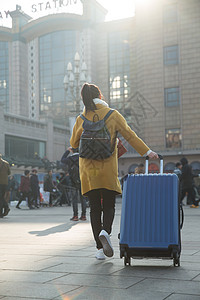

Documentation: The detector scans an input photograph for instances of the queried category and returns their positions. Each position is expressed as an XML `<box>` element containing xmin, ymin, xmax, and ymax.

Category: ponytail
<box><xmin>81</xmin><ymin>83</ymin><xmax>102</xmax><ymax>113</ymax></box>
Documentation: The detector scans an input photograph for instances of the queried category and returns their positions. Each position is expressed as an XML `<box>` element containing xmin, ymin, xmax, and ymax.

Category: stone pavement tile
<box><xmin>0</xmin><ymin>282</ymin><xmax>79</xmax><ymax>299</ymax></box>
<box><xmin>34</xmin><ymin>247</ymin><xmax>94</xmax><ymax>256</ymax></box>
<box><xmin>0</xmin><ymin>270</ymin><xmax>69</xmax><ymax>283</ymax></box>
<box><xmin>47</xmin><ymin>273</ymin><xmax>144</xmax><ymax>289</ymax></box>
<box><xmin>193</xmin><ymin>274</ymin><xmax>200</xmax><ymax>281</ymax></box>
<box><xmin>53</xmin><ymin>286</ymin><xmax>170</xmax><ymax>300</ymax></box>
<box><xmin>43</xmin><ymin>249</ymin><xmax>95</xmax><ymax>258</ymax></box>
<box><xmin>181</xmin><ymin>249</ymin><xmax>200</xmax><ymax>255</ymax></box>
<box><xmin>112</xmin><ymin>265</ymin><xmax>199</xmax><ymax>281</ymax></box>
<box><xmin>0</xmin><ymin>254</ymin><xmax>53</xmax><ymax>263</ymax></box>
<box><xmin>42</xmin><ymin>260</ymin><xmax>124</xmax><ymax>275</ymax></box>
<box><xmin>182</xmin><ymin>241</ymin><xmax>200</xmax><ymax>246</ymax></box>
<box><xmin>0</xmin><ymin>246</ymin><xmax>90</xmax><ymax>256</ymax></box>
<box><xmin>41</xmin><ymin>256</ymin><xmax>103</xmax><ymax>266</ymax></box>
<box><xmin>0</xmin><ymin>259</ymin><xmax>63</xmax><ymax>272</ymax></box>
<box><xmin>166</xmin><ymin>294</ymin><xmax>200</xmax><ymax>300</ymax></box>
<box><xmin>178</xmin><ymin>262</ymin><xmax>200</xmax><ymax>271</ymax></box>
<box><xmin>180</xmin><ymin>255</ymin><xmax>200</xmax><ymax>263</ymax></box>
<box><xmin>40</xmin><ymin>255</ymin><xmax>119</xmax><ymax>266</ymax></box>
<box><xmin>128</xmin><ymin>278</ymin><xmax>200</xmax><ymax>296</ymax></box>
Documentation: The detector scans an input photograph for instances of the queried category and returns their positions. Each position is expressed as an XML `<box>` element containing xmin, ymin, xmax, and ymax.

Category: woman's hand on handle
<box><xmin>148</xmin><ymin>151</ymin><xmax>159</xmax><ymax>159</ymax></box>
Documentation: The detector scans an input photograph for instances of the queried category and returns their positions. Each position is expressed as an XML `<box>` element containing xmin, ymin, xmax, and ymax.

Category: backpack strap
<box><xmin>80</xmin><ymin>114</ymin><xmax>87</xmax><ymax>121</ymax></box>
<box><xmin>80</xmin><ymin>109</ymin><xmax>115</xmax><ymax>122</ymax></box>
<box><xmin>103</xmin><ymin>109</ymin><xmax>114</xmax><ymax>121</ymax></box>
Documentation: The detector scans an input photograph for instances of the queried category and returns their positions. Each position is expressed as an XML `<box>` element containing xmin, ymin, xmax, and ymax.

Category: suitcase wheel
<box><xmin>173</xmin><ymin>252</ymin><xmax>180</xmax><ymax>267</ymax></box>
<box><xmin>173</xmin><ymin>257</ymin><xmax>180</xmax><ymax>267</ymax></box>
<box><xmin>124</xmin><ymin>252</ymin><xmax>131</xmax><ymax>266</ymax></box>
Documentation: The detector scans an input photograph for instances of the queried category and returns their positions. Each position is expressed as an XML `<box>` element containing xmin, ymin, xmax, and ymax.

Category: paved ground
<box><xmin>0</xmin><ymin>199</ymin><xmax>200</xmax><ymax>300</ymax></box>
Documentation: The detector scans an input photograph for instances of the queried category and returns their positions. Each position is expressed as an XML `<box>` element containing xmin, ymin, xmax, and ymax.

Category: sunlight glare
<box><xmin>135</xmin><ymin>0</ymin><xmax>152</xmax><ymax>7</ymax></box>
<box><xmin>98</xmin><ymin>0</ymin><xmax>135</xmax><ymax>21</ymax></box>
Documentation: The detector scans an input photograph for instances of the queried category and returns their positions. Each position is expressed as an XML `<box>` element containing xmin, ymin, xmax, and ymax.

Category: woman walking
<box><xmin>70</xmin><ymin>83</ymin><xmax>158</xmax><ymax>260</ymax></box>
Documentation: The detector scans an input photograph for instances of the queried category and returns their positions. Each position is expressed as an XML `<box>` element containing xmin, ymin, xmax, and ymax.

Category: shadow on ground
<box><xmin>29</xmin><ymin>222</ymin><xmax>78</xmax><ymax>236</ymax></box>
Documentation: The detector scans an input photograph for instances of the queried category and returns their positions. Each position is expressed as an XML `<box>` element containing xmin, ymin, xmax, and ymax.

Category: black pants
<box><xmin>71</xmin><ymin>187</ymin><xmax>87</xmax><ymax>217</ymax></box>
<box><xmin>31</xmin><ymin>191</ymin><xmax>38</xmax><ymax>207</ymax></box>
<box><xmin>87</xmin><ymin>189</ymin><xmax>116</xmax><ymax>249</ymax></box>
<box><xmin>16</xmin><ymin>191</ymin><xmax>32</xmax><ymax>208</ymax></box>
<box><xmin>0</xmin><ymin>184</ymin><xmax>9</xmax><ymax>216</ymax></box>
<box><xmin>180</xmin><ymin>187</ymin><xmax>198</xmax><ymax>206</ymax></box>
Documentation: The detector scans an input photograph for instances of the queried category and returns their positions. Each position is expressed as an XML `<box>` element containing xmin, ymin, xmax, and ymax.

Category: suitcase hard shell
<box><xmin>119</xmin><ymin>157</ymin><xmax>182</xmax><ymax>267</ymax></box>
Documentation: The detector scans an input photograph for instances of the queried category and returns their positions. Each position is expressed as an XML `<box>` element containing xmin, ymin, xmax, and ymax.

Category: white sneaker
<box><xmin>99</xmin><ymin>230</ymin><xmax>114</xmax><ymax>257</ymax></box>
<box><xmin>95</xmin><ymin>249</ymin><xmax>105</xmax><ymax>260</ymax></box>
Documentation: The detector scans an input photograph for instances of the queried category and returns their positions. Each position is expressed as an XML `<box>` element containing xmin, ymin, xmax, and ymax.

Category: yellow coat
<box><xmin>70</xmin><ymin>104</ymin><xmax>150</xmax><ymax>196</ymax></box>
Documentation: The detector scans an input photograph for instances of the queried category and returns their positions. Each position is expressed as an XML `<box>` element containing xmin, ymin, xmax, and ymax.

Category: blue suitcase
<box><xmin>119</xmin><ymin>155</ymin><xmax>183</xmax><ymax>267</ymax></box>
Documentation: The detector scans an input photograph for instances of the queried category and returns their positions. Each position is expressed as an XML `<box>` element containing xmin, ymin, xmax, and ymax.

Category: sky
<box><xmin>0</xmin><ymin>0</ymin><xmax>135</xmax><ymax>27</ymax></box>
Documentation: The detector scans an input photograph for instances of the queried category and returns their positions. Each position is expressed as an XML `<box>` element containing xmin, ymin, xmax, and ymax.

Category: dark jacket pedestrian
<box><xmin>16</xmin><ymin>170</ymin><xmax>33</xmax><ymax>209</ymax></box>
<box><xmin>0</xmin><ymin>154</ymin><xmax>11</xmax><ymax>217</ymax></box>
<box><xmin>61</xmin><ymin>148</ymin><xmax>86</xmax><ymax>221</ymax></box>
<box><xmin>174</xmin><ymin>162</ymin><xmax>182</xmax><ymax>179</ymax></box>
<box><xmin>55</xmin><ymin>172</ymin><xmax>70</xmax><ymax>206</ymax></box>
<box><xmin>30</xmin><ymin>169</ymin><xmax>40</xmax><ymax>208</ymax></box>
<box><xmin>5</xmin><ymin>175</ymin><xmax>16</xmax><ymax>203</ymax></box>
<box><xmin>20</xmin><ymin>175</ymin><xmax>31</xmax><ymax>193</ymax></box>
<box><xmin>180</xmin><ymin>157</ymin><xmax>199</xmax><ymax>208</ymax></box>
<box><xmin>44</xmin><ymin>170</ymin><xmax>54</xmax><ymax>192</ymax></box>
<box><xmin>44</xmin><ymin>170</ymin><xmax>54</xmax><ymax>206</ymax></box>
<box><xmin>61</xmin><ymin>149</ymin><xmax>80</xmax><ymax>189</ymax></box>
<box><xmin>8</xmin><ymin>175</ymin><xmax>16</xmax><ymax>191</ymax></box>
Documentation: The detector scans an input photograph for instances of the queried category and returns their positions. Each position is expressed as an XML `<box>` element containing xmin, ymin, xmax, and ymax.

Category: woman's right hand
<box><xmin>148</xmin><ymin>151</ymin><xmax>159</xmax><ymax>159</ymax></box>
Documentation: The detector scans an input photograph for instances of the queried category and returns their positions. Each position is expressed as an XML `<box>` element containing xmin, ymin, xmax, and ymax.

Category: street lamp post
<box><xmin>63</xmin><ymin>52</ymin><xmax>90</xmax><ymax>116</ymax></box>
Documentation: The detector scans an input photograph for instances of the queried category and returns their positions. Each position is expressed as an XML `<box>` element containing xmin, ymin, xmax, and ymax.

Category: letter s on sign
<box><xmin>32</xmin><ymin>4</ymin><xmax>37</xmax><ymax>13</ymax></box>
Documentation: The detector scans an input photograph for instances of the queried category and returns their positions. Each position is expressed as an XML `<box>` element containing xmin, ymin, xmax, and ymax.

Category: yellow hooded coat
<box><xmin>70</xmin><ymin>103</ymin><xmax>150</xmax><ymax>196</ymax></box>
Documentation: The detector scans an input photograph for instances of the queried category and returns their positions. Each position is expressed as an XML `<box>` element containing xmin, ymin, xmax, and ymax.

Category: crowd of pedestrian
<box><xmin>0</xmin><ymin>152</ymin><xmax>86</xmax><ymax>218</ymax></box>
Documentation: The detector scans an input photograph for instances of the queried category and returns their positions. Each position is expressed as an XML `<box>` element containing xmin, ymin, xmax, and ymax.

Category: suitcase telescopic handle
<box><xmin>145</xmin><ymin>154</ymin><xmax>163</xmax><ymax>174</ymax></box>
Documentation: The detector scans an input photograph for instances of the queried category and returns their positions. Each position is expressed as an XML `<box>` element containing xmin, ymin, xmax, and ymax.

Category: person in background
<box><xmin>43</xmin><ymin>170</ymin><xmax>55</xmax><ymax>207</ymax></box>
<box><xmin>70</xmin><ymin>83</ymin><xmax>158</xmax><ymax>260</ymax></box>
<box><xmin>5</xmin><ymin>175</ymin><xmax>16</xmax><ymax>203</ymax></box>
<box><xmin>174</xmin><ymin>162</ymin><xmax>182</xmax><ymax>179</ymax></box>
<box><xmin>61</xmin><ymin>147</ymin><xmax>87</xmax><ymax>221</ymax></box>
<box><xmin>64</xmin><ymin>171</ymin><xmax>72</xmax><ymax>206</ymax></box>
<box><xmin>0</xmin><ymin>154</ymin><xmax>11</xmax><ymax>217</ymax></box>
<box><xmin>180</xmin><ymin>157</ymin><xmax>199</xmax><ymax>208</ymax></box>
<box><xmin>56</xmin><ymin>175</ymin><xmax>60</xmax><ymax>186</ymax></box>
<box><xmin>134</xmin><ymin>163</ymin><xmax>145</xmax><ymax>174</ymax></box>
<box><xmin>16</xmin><ymin>170</ymin><xmax>34</xmax><ymax>209</ymax></box>
<box><xmin>57</xmin><ymin>172</ymin><xmax>68</xmax><ymax>206</ymax></box>
<box><xmin>30</xmin><ymin>169</ymin><xmax>40</xmax><ymax>208</ymax></box>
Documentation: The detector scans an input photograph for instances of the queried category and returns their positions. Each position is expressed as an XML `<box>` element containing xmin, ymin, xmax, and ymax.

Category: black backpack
<box><xmin>79</xmin><ymin>109</ymin><xmax>116</xmax><ymax>160</ymax></box>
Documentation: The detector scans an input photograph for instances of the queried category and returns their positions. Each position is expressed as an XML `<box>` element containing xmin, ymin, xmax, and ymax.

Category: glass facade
<box><xmin>39</xmin><ymin>30</ymin><xmax>77</xmax><ymax>123</ymax></box>
<box><xmin>164</xmin><ymin>45</ymin><xmax>179</xmax><ymax>65</ymax></box>
<box><xmin>164</xmin><ymin>87</ymin><xmax>180</xmax><ymax>107</ymax></box>
<box><xmin>0</xmin><ymin>41</ymin><xmax>9</xmax><ymax>111</ymax></box>
<box><xmin>109</xmin><ymin>31</ymin><xmax>130</xmax><ymax>112</ymax></box>
<box><xmin>5</xmin><ymin>135</ymin><xmax>46</xmax><ymax>159</ymax></box>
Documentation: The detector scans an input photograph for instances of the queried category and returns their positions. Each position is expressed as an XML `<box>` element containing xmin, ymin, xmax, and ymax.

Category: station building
<box><xmin>0</xmin><ymin>0</ymin><xmax>200</xmax><ymax>174</ymax></box>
